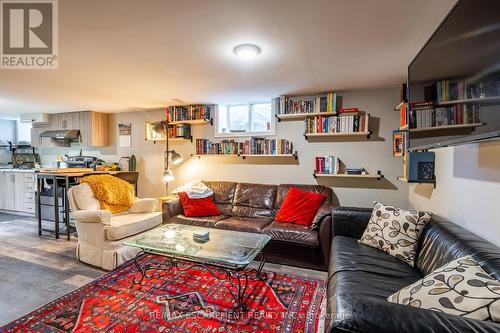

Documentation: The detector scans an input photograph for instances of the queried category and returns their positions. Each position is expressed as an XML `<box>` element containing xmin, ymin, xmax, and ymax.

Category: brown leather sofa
<box><xmin>163</xmin><ymin>181</ymin><xmax>334</xmax><ymax>271</ymax></box>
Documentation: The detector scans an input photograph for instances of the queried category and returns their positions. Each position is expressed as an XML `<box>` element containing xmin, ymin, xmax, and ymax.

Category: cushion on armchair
<box><xmin>129</xmin><ymin>198</ymin><xmax>158</xmax><ymax>213</ymax></box>
<box><xmin>72</xmin><ymin>183</ymin><xmax>101</xmax><ymax>210</ymax></box>
<box><xmin>73</xmin><ymin>209</ymin><xmax>112</xmax><ymax>225</ymax></box>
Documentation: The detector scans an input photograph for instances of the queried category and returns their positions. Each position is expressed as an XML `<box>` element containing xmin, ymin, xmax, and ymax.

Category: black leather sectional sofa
<box><xmin>326</xmin><ymin>206</ymin><xmax>500</xmax><ymax>333</ymax></box>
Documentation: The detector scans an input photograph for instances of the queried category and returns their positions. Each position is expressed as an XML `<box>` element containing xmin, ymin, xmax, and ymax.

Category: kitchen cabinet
<box><xmin>30</xmin><ymin>111</ymin><xmax>108</xmax><ymax>147</ymax></box>
<box><xmin>30</xmin><ymin>125</ymin><xmax>52</xmax><ymax>148</ymax></box>
<box><xmin>0</xmin><ymin>171</ymin><xmax>35</xmax><ymax>214</ymax></box>
<box><xmin>78</xmin><ymin>111</ymin><xmax>109</xmax><ymax>146</ymax></box>
<box><xmin>52</xmin><ymin>112</ymin><xmax>81</xmax><ymax>130</ymax></box>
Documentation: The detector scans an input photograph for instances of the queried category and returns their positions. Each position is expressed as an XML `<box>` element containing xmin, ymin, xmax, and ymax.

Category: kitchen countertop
<box><xmin>35</xmin><ymin>170</ymin><xmax>137</xmax><ymax>177</ymax></box>
<box><xmin>0</xmin><ymin>169</ymin><xmax>36</xmax><ymax>173</ymax></box>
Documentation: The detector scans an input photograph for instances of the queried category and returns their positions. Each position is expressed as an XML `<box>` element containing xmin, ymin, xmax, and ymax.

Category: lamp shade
<box><xmin>170</xmin><ymin>150</ymin><xmax>183</xmax><ymax>165</ymax></box>
<box><xmin>163</xmin><ymin>169</ymin><xmax>175</xmax><ymax>182</ymax></box>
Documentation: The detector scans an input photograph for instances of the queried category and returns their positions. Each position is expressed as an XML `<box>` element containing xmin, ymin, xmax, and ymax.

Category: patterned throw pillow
<box><xmin>388</xmin><ymin>256</ymin><xmax>500</xmax><ymax>322</ymax></box>
<box><xmin>359</xmin><ymin>201</ymin><xmax>432</xmax><ymax>266</ymax></box>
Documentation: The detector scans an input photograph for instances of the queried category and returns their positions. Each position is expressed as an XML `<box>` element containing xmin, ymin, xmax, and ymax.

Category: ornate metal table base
<box><xmin>131</xmin><ymin>251</ymin><xmax>267</xmax><ymax>312</ymax></box>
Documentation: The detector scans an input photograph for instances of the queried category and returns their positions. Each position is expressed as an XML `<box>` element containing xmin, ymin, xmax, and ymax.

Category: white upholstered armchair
<box><xmin>67</xmin><ymin>183</ymin><xmax>162</xmax><ymax>270</ymax></box>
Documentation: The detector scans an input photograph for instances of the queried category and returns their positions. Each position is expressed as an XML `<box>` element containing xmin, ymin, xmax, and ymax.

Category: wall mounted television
<box><xmin>408</xmin><ymin>0</ymin><xmax>500</xmax><ymax>151</ymax></box>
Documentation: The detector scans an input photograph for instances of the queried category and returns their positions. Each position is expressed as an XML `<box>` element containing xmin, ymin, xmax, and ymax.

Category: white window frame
<box><xmin>214</xmin><ymin>101</ymin><xmax>275</xmax><ymax>138</ymax></box>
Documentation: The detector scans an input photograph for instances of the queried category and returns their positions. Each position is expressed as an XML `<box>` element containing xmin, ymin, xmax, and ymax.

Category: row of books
<box><xmin>195</xmin><ymin>138</ymin><xmax>294</xmax><ymax>155</ymax></box>
<box><xmin>273</xmin><ymin>92</ymin><xmax>337</xmax><ymax>115</ymax></box>
<box><xmin>168</xmin><ymin>124</ymin><xmax>191</xmax><ymax>138</ymax></box>
<box><xmin>435</xmin><ymin>79</ymin><xmax>500</xmax><ymax>103</ymax></box>
<box><xmin>166</xmin><ymin>105</ymin><xmax>213</xmax><ymax>122</ymax></box>
<box><xmin>409</xmin><ymin>104</ymin><xmax>480</xmax><ymax>129</ymax></box>
<box><xmin>315</xmin><ymin>156</ymin><xmax>341</xmax><ymax>174</ymax></box>
<box><xmin>305</xmin><ymin>114</ymin><xmax>369</xmax><ymax>134</ymax></box>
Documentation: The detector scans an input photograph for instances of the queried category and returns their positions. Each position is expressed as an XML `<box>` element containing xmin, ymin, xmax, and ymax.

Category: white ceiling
<box><xmin>0</xmin><ymin>0</ymin><xmax>456</xmax><ymax>115</ymax></box>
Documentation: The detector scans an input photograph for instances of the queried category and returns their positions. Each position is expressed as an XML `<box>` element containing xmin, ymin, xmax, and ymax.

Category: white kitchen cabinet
<box><xmin>0</xmin><ymin>172</ymin><xmax>6</xmax><ymax>209</ymax></box>
<box><xmin>0</xmin><ymin>171</ymin><xmax>35</xmax><ymax>214</ymax></box>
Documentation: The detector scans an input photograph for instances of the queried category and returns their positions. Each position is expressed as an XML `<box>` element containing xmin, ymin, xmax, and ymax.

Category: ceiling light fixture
<box><xmin>233</xmin><ymin>44</ymin><xmax>261</xmax><ymax>60</ymax></box>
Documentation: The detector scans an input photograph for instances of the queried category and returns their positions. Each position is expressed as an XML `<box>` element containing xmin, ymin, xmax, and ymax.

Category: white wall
<box><xmin>171</xmin><ymin>87</ymin><xmax>408</xmax><ymax>208</ymax></box>
<box><xmin>408</xmin><ymin>141</ymin><xmax>500</xmax><ymax>246</ymax></box>
<box><xmin>39</xmin><ymin>87</ymin><xmax>409</xmax><ymax>208</ymax></box>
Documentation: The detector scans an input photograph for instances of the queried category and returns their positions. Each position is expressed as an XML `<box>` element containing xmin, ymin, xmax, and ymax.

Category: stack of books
<box><xmin>315</xmin><ymin>156</ymin><xmax>341</xmax><ymax>174</ymax></box>
<box><xmin>409</xmin><ymin>103</ymin><xmax>480</xmax><ymax>129</ymax></box>
<box><xmin>273</xmin><ymin>92</ymin><xmax>337</xmax><ymax>115</ymax></box>
<box><xmin>346</xmin><ymin>168</ymin><xmax>366</xmax><ymax>175</ymax></box>
<box><xmin>305</xmin><ymin>109</ymin><xmax>369</xmax><ymax>134</ymax></box>
<box><xmin>167</xmin><ymin>105</ymin><xmax>212</xmax><ymax>122</ymax></box>
<box><xmin>168</xmin><ymin>124</ymin><xmax>191</xmax><ymax>138</ymax></box>
<box><xmin>196</xmin><ymin>137</ymin><xmax>293</xmax><ymax>155</ymax></box>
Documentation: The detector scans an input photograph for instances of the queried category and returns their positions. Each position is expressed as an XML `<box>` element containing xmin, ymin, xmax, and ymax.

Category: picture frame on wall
<box><xmin>118</xmin><ymin>123</ymin><xmax>132</xmax><ymax>148</ymax></box>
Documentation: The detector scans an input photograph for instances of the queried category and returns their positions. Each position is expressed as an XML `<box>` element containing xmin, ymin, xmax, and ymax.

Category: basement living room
<box><xmin>0</xmin><ymin>0</ymin><xmax>499</xmax><ymax>332</ymax></box>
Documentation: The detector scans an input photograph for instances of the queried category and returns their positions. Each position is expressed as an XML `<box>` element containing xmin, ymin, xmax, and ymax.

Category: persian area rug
<box><xmin>1</xmin><ymin>254</ymin><xmax>326</xmax><ymax>332</ymax></box>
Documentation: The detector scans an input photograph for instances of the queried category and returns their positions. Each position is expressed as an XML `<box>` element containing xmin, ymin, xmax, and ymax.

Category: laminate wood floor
<box><xmin>0</xmin><ymin>214</ymin><xmax>327</xmax><ymax>326</ymax></box>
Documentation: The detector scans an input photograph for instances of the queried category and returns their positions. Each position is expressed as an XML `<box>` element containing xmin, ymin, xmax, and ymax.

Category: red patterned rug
<box><xmin>1</xmin><ymin>254</ymin><xmax>326</xmax><ymax>332</ymax></box>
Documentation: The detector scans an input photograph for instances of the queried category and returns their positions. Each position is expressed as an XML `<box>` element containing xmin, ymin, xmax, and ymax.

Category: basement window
<box><xmin>215</xmin><ymin>101</ymin><xmax>274</xmax><ymax>137</ymax></box>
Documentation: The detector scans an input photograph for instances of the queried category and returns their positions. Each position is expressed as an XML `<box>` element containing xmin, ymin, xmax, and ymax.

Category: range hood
<box><xmin>39</xmin><ymin>130</ymin><xmax>81</xmax><ymax>147</ymax></box>
<box><xmin>40</xmin><ymin>130</ymin><xmax>80</xmax><ymax>140</ymax></box>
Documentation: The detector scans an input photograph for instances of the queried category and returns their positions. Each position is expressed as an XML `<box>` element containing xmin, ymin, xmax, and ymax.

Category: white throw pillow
<box><xmin>359</xmin><ymin>201</ymin><xmax>432</xmax><ymax>266</ymax></box>
<box><xmin>72</xmin><ymin>183</ymin><xmax>101</xmax><ymax>210</ymax></box>
<box><xmin>388</xmin><ymin>256</ymin><xmax>500</xmax><ymax>322</ymax></box>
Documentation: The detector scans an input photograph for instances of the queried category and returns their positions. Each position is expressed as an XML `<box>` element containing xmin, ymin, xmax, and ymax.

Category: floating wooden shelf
<box><xmin>169</xmin><ymin>137</ymin><xmax>193</xmax><ymax>143</ymax></box>
<box><xmin>397</xmin><ymin>176</ymin><xmax>436</xmax><ymax>187</ymax></box>
<box><xmin>305</xmin><ymin>131</ymin><xmax>371</xmax><ymax>139</ymax></box>
<box><xmin>394</xmin><ymin>101</ymin><xmax>407</xmax><ymax>111</ymax></box>
<box><xmin>192</xmin><ymin>152</ymin><xmax>298</xmax><ymax>160</ymax></box>
<box><xmin>437</xmin><ymin>96</ymin><xmax>500</xmax><ymax>106</ymax></box>
<box><xmin>314</xmin><ymin>171</ymin><xmax>383</xmax><ymax>180</ymax></box>
<box><xmin>276</xmin><ymin>112</ymin><xmax>337</xmax><ymax>121</ymax></box>
<box><xmin>145</xmin><ymin>136</ymin><xmax>193</xmax><ymax>144</ymax></box>
<box><xmin>409</xmin><ymin>123</ymin><xmax>483</xmax><ymax>133</ymax></box>
<box><xmin>168</xmin><ymin>118</ymin><xmax>213</xmax><ymax>125</ymax></box>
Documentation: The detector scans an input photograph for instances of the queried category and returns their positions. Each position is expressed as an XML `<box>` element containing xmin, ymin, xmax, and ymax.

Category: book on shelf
<box><xmin>434</xmin><ymin>79</ymin><xmax>500</xmax><ymax>103</ymax></box>
<box><xmin>168</xmin><ymin>124</ymin><xmax>191</xmax><ymax>139</ymax></box>
<box><xmin>338</xmin><ymin>108</ymin><xmax>359</xmax><ymax>115</ymax></box>
<box><xmin>400</xmin><ymin>103</ymin><xmax>408</xmax><ymax>128</ymax></box>
<box><xmin>400</xmin><ymin>82</ymin><xmax>408</xmax><ymax>103</ymax></box>
<box><xmin>273</xmin><ymin>92</ymin><xmax>338</xmax><ymax>115</ymax></box>
<box><xmin>409</xmin><ymin>103</ymin><xmax>480</xmax><ymax>129</ymax></box>
<box><xmin>167</xmin><ymin>105</ymin><xmax>213</xmax><ymax>122</ymax></box>
<box><xmin>315</xmin><ymin>156</ymin><xmax>341</xmax><ymax>174</ymax></box>
<box><xmin>305</xmin><ymin>114</ymin><xmax>369</xmax><ymax>134</ymax></box>
<box><xmin>345</xmin><ymin>168</ymin><xmax>366</xmax><ymax>175</ymax></box>
<box><xmin>392</xmin><ymin>130</ymin><xmax>408</xmax><ymax>157</ymax></box>
<box><xmin>195</xmin><ymin>137</ymin><xmax>293</xmax><ymax>156</ymax></box>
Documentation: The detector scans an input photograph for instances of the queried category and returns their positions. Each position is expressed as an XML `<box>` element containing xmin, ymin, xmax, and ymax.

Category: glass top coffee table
<box><xmin>124</xmin><ymin>223</ymin><xmax>271</xmax><ymax>311</ymax></box>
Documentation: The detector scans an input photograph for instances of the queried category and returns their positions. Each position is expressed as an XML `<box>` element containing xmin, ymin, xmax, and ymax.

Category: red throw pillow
<box><xmin>178</xmin><ymin>192</ymin><xmax>221</xmax><ymax>217</ymax></box>
<box><xmin>275</xmin><ymin>187</ymin><xmax>326</xmax><ymax>226</ymax></box>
